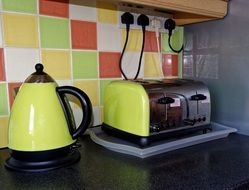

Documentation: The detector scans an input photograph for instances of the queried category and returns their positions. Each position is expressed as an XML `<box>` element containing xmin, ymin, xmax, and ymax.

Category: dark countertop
<box><xmin>1</xmin><ymin>133</ymin><xmax>249</xmax><ymax>190</ymax></box>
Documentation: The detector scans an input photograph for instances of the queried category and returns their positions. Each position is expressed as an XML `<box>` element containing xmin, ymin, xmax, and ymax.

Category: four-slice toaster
<box><xmin>102</xmin><ymin>79</ymin><xmax>211</xmax><ymax>147</ymax></box>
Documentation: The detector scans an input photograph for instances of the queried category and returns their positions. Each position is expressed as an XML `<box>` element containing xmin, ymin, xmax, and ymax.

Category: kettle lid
<box><xmin>24</xmin><ymin>63</ymin><xmax>55</xmax><ymax>83</ymax></box>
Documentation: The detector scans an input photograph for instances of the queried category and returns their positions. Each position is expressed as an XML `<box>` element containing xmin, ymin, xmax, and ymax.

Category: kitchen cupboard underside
<box><xmin>101</xmin><ymin>0</ymin><xmax>228</xmax><ymax>25</ymax></box>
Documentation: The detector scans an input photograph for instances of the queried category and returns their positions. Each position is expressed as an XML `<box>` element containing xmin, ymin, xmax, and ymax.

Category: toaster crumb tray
<box><xmin>87</xmin><ymin>123</ymin><xmax>237</xmax><ymax>158</ymax></box>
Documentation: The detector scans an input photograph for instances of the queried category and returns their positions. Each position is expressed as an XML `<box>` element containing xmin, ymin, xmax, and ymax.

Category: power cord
<box><xmin>119</xmin><ymin>12</ymin><xmax>134</xmax><ymax>80</ymax></box>
<box><xmin>134</xmin><ymin>14</ymin><xmax>149</xmax><ymax>80</ymax></box>
<box><xmin>151</xmin><ymin>18</ymin><xmax>164</xmax><ymax>78</ymax></box>
<box><xmin>164</xmin><ymin>18</ymin><xmax>183</xmax><ymax>53</ymax></box>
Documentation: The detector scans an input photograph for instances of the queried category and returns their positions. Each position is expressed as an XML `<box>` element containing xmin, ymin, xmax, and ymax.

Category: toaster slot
<box><xmin>148</xmin><ymin>92</ymin><xmax>183</xmax><ymax>133</ymax></box>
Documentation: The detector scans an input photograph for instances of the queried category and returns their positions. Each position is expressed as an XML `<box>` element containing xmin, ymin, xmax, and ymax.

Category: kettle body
<box><xmin>5</xmin><ymin>64</ymin><xmax>92</xmax><ymax>172</ymax></box>
<box><xmin>9</xmin><ymin>82</ymin><xmax>76</xmax><ymax>151</ymax></box>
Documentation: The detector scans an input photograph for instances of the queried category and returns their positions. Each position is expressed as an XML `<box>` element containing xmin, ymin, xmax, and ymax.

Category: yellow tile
<box><xmin>144</xmin><ymin>53</ymin><xmax>163</xmax><ymax>77</ymax></box>
<box><xmin>100</xmin><ymin>106</ymin><xmax>104</xmax><ymax>123</ymax></box>
<box><xmin>41</xmin><ymin>50</ymin><xmax>71</xmax><ymax>80</ymax></box>
<box><xmin>3</xmin><ymin>13</ymin><xmax>38</xmax><ymax>47</ymax></box>
<box><xmin>121</xmin><ymin>29</ymin><xmax>142</xmax><ymax>52</ymax></box>
<box><xmin>0</xmin><ymin>117</ymin><xmax>9</xmax><ymax>148</ymax></box>
<box><xmin>74</xmin><ymin>80</ymin><xmax>99</xmax><ymax>106</ymax></box>
<box><xmin>97</xmin><ymin>1</ymin><xmax>117</xmax><ymax>24</ymax></box>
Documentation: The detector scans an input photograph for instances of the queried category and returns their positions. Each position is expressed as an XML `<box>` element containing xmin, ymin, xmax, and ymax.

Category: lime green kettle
<box><xmin>5</xmin><ymin>63</ymin><xmax>92</xmax><ymax>172</ymax></box>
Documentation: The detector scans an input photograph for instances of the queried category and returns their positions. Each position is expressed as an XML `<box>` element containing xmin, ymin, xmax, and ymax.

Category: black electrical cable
<box><xmin>134</xmin><ymin>14</ymin><xmax>149</xmax><ymax>80</ymax></box>
<box><xmin>119</xmin><ymin>25</ymin><xmax>130</xmax><ymax>80</ymax></box>
<box><xmin>164</xmin><ymin>18</ymin><xmax>183</xmax><ymax>53</ymax></box>
<box><xmin>168</xmin><ymin>34</ymin><xmax>183</xmax><ymax>53</ymax></box>
<box><xmin>119</xmin><ymin>12</ymin><xmax>134</xmax><ymax>80</ymax></box>
<box><xmin>134</xmin><ymin>26</ymin><xmax>146</xmax><ymax>80</ymax></box>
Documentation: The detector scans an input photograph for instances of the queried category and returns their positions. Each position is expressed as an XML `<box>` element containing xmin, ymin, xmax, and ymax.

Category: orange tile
<box><xmin>8</xmin><ymin>82</ymin><xmax>22</xmax><ymax>108</ymax></box>
<box><xmin>39</xmin><ymin>0</ymin><xmax>69</xmax><ymax>18</ymax></box>
<box><xmin>144</xmin><ymin>31</ymin><xmax>160</xmax><ymax>52</ymax></box>
<box><xmin>162</xmin><ymin>54</ymin><xmax>178</xmax><ymax>76</ymax></box>
<box><xmin>0</xmin><ymin>48</ymin><xmax>5</xmax><ymax>81</ymax></box>
<box><xmin>99</xmin><ymin>52</ymin><xmax>121</xmax><ymax>78</ymax></box>
<box><xmin>71</xmin><ymin>20</ymin><xmax>97</xmax><ymax>50</ymax></box>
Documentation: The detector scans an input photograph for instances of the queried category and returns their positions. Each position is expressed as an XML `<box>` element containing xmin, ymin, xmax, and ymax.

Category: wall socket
<box><xmin>118</xmin><ymin>4</ymin><xmax>172</xmax><ymax>33</ymax></box>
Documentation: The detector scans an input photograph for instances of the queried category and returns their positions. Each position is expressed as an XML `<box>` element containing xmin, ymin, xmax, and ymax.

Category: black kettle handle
<box><xmin>56</xmin><ymin>86</ymin><xmax>92</xmax><ymax>139</ymax></box>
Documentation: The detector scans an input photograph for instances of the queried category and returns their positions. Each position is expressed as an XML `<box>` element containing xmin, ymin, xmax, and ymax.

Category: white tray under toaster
<box><xmin>87</xmin><ymin>122</ymin><xmax>237</xmax><ymax>158</ymax></box>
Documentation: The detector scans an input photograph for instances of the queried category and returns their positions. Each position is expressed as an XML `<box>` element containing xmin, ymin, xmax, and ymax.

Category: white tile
<box><xmin>72</xmin><ymin>106</ymin><xmax>100</xmax><ymax>127</ymax></box>
<box><xmin>5</xmin><ymin>48</ymin><xmax>40</xmax><ymax>82</ymax></box>
<box><xmin>56</xmin><ymin>80</ymin><xmax>73</xmax><ymax>86</ymax></box>
<box><xmin>69</xmin><ymin>0</ymin><xmax>96</xmax><ymax>21</ymax></box>
<box><xmin>0</xmin><ymin>15</ymin><xmax>3</xmax><ymax>47</ymax></box>
<box><xmin>92</xmin><ymin>106</ymin><xmax>101</xmax><ymax>126</ymax></box>
<box><xmin>97</xmin><ymin>23</ymin><xmax>121</xmax><ymax>52</ymax></box>
<box><xmin>121</xmin><ymin>52</ymin><xmax>144</xmax><ymax>79</ymax></box>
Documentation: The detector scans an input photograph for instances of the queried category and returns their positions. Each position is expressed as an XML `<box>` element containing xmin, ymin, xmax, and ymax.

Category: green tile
<box><xmin>72</xmin><ymin>51</ymin><xmax>98</xmax><ymax>79</ymax></box>
<box><xmin>0</xmin><ymin>83</ymin><xmax>8</xmax><ymax>115</ymax></box>
<box><xmin>40</xmin><ymin>16</ymin><xmax>69</xmax><ymax>49</ymax></box>
<box><xmin>2</xmin><ymin>0</ymin><xmax>37</xmax><ymax>14</ymax></box>
<box><xmin>100</xmin><ymin>80</ymin><xmax>112</xmax><ymax>106</ymax></box>
<box><xmin>162</xmin><ymin>27</ymin><xmax>184</xmax><ymax>53</ymax></box>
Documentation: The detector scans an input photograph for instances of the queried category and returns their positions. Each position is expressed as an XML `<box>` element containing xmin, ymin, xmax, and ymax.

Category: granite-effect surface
<box><xmin>1</xmin><ymin>134</ymin><xmax>249</xmax><ymax>190</ymax></box>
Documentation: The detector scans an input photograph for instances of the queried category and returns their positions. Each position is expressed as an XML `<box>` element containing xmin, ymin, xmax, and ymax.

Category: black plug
<box><xmin>137</xmin><ymin>14</ymin><xmax>149</xmax><ymax>31</ymax></box>
<box><xmin>121</xmin><ymin>12</ymin><xmax>134</xmax><ymax>29</ymax></box>
<box><xmin>164</xmin><ymin>18</ymin><xmax>176</xmax><ymax>36</ymax></box>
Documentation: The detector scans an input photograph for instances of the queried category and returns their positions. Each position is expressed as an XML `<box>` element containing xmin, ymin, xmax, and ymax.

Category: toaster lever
<box><xmin>157</xmin><ymin>97</ymin><xmax>175</xmax><ymax>104</ymax></box>
<box><xmin>190</xmin><ymin>94</ymin><xmax>207</xmax><ymax>101</ymax></box>
<box><xmin>183</xmin><ymin>119</ymin><xmax>196</xmax><ymax>126</ymax></box>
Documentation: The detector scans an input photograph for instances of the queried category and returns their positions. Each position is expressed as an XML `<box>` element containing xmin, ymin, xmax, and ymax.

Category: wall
<box><xmin>0</xmin><ymin>0</ymin><xmax>183</xmax><ymax>148</ymax></box>
<box><xmin>184</xmin><ymin>0</ymin><xmax>249</xmax><ymax>134</ymax></box>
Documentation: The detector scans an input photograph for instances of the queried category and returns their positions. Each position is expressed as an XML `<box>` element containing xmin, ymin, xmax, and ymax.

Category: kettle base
<box><xmin>5</xmin><ymin>149</ymin><xmax>80</xmax><ymax>172</ymax></box>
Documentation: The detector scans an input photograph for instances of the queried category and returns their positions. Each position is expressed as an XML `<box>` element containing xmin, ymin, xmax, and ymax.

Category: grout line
<box><xmin>37</xmin><ymin>0</ymin><xmax>42</xmax><ymax>63</ymax></box>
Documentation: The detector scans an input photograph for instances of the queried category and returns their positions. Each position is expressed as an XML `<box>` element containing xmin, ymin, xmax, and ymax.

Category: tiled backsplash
<box><xmin>0</xmin><ymin>0</ymin><xmax>183</xmax><ymax>148</ymax></box>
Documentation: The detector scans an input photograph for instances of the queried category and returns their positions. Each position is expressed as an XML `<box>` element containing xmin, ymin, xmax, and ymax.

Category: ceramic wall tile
<box><xmin>72</xmin><ymin>106</ymin><xmax>100</xmax><ymax>126</ymax></box>
<box><xmin>69</xmin><ymin>1</ymin><xmax>96</xmax><ymax>21</ymax></box>
<box><xmin>99</xmin><ymin>52</ymin><xmax>121</xmax><ymax>78</ymax></box>
<box><xmin>41</xmin><ymin>50</ymin><xmax>71</xmax><ymax>80</ymax></box>
<box><xmin>97</xmin><ymin>23</ymin><xmax>121</xmax><ymax>52</ymax></box>
<box><xmin>0</xmin><ymin>48</ymin><xmax>5</xmax><ymax>81</ymax></box>
<box><xmin>0</xmin><ymin>15</ymin><xmax>4</xmax><ymax>47</ymax></box>
<box><xmin>40</xmin><ymin>16</ymin><xmax>70</xmax><ymax>49</ymax></box>
<box><xmin>0</xmin><ymin>116</ymin><xmax>8</xmax><ymax>148</ymax></box>
<box><xmin>144</xmin><ymin>31</ymin><xmax>160</xmax><ymax>52</ymax></box>
<box><xmin>162</xmin><ymin>27</ymin><xmax>184</xmax><ymax>53</ymax></box>
<box><xmin>8</xmin><ymin>82</ymin><xmax>22</xmax><ymax>108</ymax></box>
<box><xmin>2</xmin><ymin>0</ymin><xmax>37</xmax><ymax>14</ymax></box>
<box><xmin>39</xmin><ymin>0</ymin><xmax>69</xmax><ymax>18</ymax></box>
<box><xmin>73</xmin><ymin>80</ymin><xmax>99</xmax><ymax>106</ymax></box>
<box><xmin>121</xmin><ymin>52</ymin><xmax>144</xmax><ymax>79</ymax></box>
<box><xmin>3</xmin><ymin>13</ymin><xmax>38</xmax><ymax>48</ymax></box>
<box><xmin>97</xmin><ymin>1</ymin><xmax>117</xmax><ymax>24</ymax></box>
<box><xmin>144</xmin><ymin>52</ymin><xmax>163</xmax><ymax>78</ymax></box>
<box><xmin>5</xmin><ymin>48</ymin><xmax>40</xmax><ymax>82</ymax></box>
<box><xmin>99</xmin><ymin>79</ymin><xmax>112</xmax><ymax>106</ymax></box>
<box><xmin>183</xmin><ymin>55</ymin><xmax>194</xmax><ymax>77</ymax></box>
<box><xmin>92</xmin><ymin>106</ymin><xmax>100</xmax><ymax>125</ymax></box>
<box><xmin>71</xmin><ymin>20</ymin><xmax>97</xmax><ymax>50</ymax></box>
<box><xmin>162</xmin><ymin>54</ymin><xmax>178</xmax><ymax>76</ymax></box>
<box><xmin>121</xmin><ymin>29</ymin><xmax>142</xmax><ymax>52</ymax></box>
<box><xmin>56</xmin><ymin>80</ymin><xmax>72</xmax><ymax>86</ymax></box>
<box><xmin>0</xmin><ymin>83</ymin><xmax>8</xmax><ymax>115</ymax></box>
<box><xmin>72</xmin><ymin>51</ymin><xmax>98</xmax><ymax>79</ymax></box>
